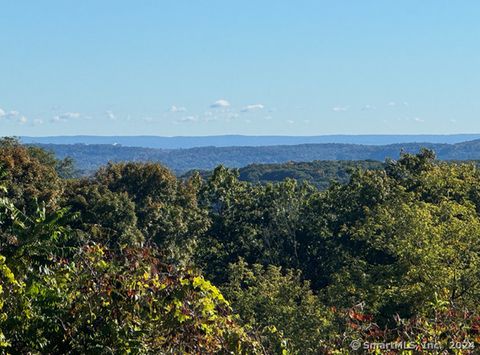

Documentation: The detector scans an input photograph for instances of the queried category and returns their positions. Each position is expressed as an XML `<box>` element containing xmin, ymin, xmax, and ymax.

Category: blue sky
<box><xmin>1</xmin><ymin>0</ymin><xmax>479</xmax><ymax>136</ymax></box>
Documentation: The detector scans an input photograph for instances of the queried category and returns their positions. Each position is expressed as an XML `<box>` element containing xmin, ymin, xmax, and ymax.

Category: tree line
<box><xmin>1</xmin><ymin>137</ymin><xmax>480</xmax><ymax>354</ymax></box>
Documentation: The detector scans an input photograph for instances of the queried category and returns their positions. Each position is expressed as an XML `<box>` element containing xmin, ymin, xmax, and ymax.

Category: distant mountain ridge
<box><xmin>20</xmin><ymin>134</ymin><xmax>480</xmax><ymax>149</ymax></box>
<box><xmin>28</xmin><ymin>138</ymin><xmax>480</xmax><ymax>174</ymax></box>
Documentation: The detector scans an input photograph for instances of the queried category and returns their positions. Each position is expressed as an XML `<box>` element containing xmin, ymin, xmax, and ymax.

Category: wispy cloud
<box><xmin>106</xmin><ymin>110</ymin><xmax>116</xmax><ymax>120</ymax></box>
<box><xmin>397</xmin><ymin>116</ymin><xmax>425</xmax><ymax>123</ymax></box>
<box><xmin>52</xmin><ymin>112</ymin><xmax>81</xmax><ymax>122</ymax></box>
<box><xmin>169</xmin><ymin>105</ymin><xmax>187</xmax><ymax>113</ymax></box>
<box><xmin>361</xmin><ymin>104</ymin><xmax>376</xmax><ymax>111</ymax></box>
<box><xmin>241</xmin><ymin>104</ymin><xmax>264</xmax><ymax>113</ymax></box>
<box><xmin>388</xmin><ymin>101</ymin><xmax>409</xmax><ymax>107</ymax></box>
<box><xmin>224</xmin><ymin>112</ymin><xmax>239</xmax><ymax>122</ymax></box>
<box><xmin>176</xmin><ymin>116</ymin><xmax>198</xmax><ymax>123</ymax></box>
<box><xmin>210</xmin><ymin>99</ymin><xmax>230</xmax><ymax>108</ymax></box>
<box><xmin>200</xmin><ymin>111</ymin><xmax>218</xmax><ymax>122</ymax></box>
<box><xmin>0</xmin><ymin>110</ymin><xmax>19</xmax><ymax>119</ymax></box>
<box><xmin>7</xmin><ymin>110</ymin><xmax>20</xmax><ymax>118</ymax></box>
<box><xmin>332</xmin><ymin>106</ymin><xmax>349</xmax><ymax>112</ymax></box>
<box><xmin>0</xmin><ymin>108</ymin><xmax>28</xmax><ymax>124</ymax></box>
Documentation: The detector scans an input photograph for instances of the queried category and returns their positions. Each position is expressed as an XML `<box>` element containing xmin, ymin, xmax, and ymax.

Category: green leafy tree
<box><xmin>197</xmin><ymin>166</ymin><xmax>313</xmax><ymax>282</ymax></box>
<box><xmin>0</xmin><ymin>138</ymin><xmax>63</xmax><ymax>214</ymax></box>
<box><xmin>223</xmin><ymin>260</ymin><xmax>333</xmax><ymax>354</ymax></box>
<box><xmin>301</xmin><ymin>150</ymin><xmax>480</xmax><ymax>321</ymax></box>
<box><xmin>0</xmin><ymin>172</ymin><xmax>260</xmax><ymax>354</ymax></box>
<box><xmin>94</xmin><ymin>162</ymin><xmax>210</xmax><ymax>264</ymax></box>
<box><xmin>62</xmin><ymin>180</ymin><xmax>144</xmax><ymax>248</ymax></box>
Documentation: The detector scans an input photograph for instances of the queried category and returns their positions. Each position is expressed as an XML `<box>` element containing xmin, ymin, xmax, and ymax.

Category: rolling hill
<box><xmin>29</xmin><ymin>139</ymin><xmax>480</xmax><ymax>174</ymax></box>
<box><xmin>20</xmin><ymin>134</ymin><xmax>480</xmax><ymax>149</ymax></box>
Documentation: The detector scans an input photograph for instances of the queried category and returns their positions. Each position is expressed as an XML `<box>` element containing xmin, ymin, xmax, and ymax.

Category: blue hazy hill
<box><xmin>25</xmin><ymin>138</ymin><xmax>480</xmax><ymax>175</ymax></box>
<box><xmin>20</xmin><ymin>134</ymin><xmax>480</xmax><ymax>149</ymax></box>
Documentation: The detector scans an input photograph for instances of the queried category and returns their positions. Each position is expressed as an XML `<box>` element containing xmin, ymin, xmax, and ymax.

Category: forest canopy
<box><xmin>1</xmin><ymin>137</ymin><xmax>480</xmax><ymax>354</ymax></box>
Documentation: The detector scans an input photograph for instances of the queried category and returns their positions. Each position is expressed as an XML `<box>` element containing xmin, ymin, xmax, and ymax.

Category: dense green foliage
<box><xmin>182</xmin><ymin>160</ymin><xmax>384</xmax><ymax>191</ymax></box>
<box><xmin>2</xmin><ymin>138</ymin><xmax>480</xmax><ymax>353</ymax></box>
<box><xmin>237</xmin><ymin>160</ymin><xmax>384</xmax><ymax>189</ymax></box>
<box><xmin>0</xmin><ymin>140</ymin><xmax>258</xmax><ymax>354</ymax></box>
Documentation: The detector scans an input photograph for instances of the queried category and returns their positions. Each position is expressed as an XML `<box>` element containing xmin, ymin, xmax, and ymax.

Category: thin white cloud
<box><xmin>176</xmin><ymin>116</ymin><xmax>198</xmax><ymax>123</ymax></box>
<box><xmin>106</xmin><ymin>110</ymin><xmax>116</xmax><ymax>120</ymax></box>
<box><xmin>227</xmin><ymin>112</ymin><xmax>239</xmax><ymax>119</ymax></box>
<box><xmin>210</xmin><ymin>99</ymin><xmax>230</xmax><ymax>108</ymax></box>
<box><xmin>3</xmin><ymin>110</ymin><xmax>20</xmax><ymax>119</ymax></box>
<box><xmin>0</xmin><ymin>109</ymin><xmax>28</xmax><ymax>124</ymax></box>
<box><xmin>241</xmin><ymin>104</ymin><xmax>264</xmax><ymax>113</ymax></box>
<box><xmin>169</xmin><ymin>105</ymin><xmax>187</xmax><ymax>113</ymax></box>
<box><xmin>286</xmin><ymin>120</ymin><xmax>295</xmax><ymax>124</ymax></box>
<box><xmin>388</xmin><ymin>101</ymin><xmax>408</xmax><ymax>107</ymax></box>
<box><xmin>398</xmin><ymin>116</ymin><xmax>425</xmax><ymax>123</ymax></box>
<box><xmin>361</xmin><ymin>104</ymin><xmax>376</xmax><ymax>111</ymax></box>
<box><xmin>33</xmin><ymin>118</ymin><xmax>44</xmax><ymax>125</ymax></box>
<box><xmin>332</xmin><ymin>106</ymin><xmax>349</xmax><ymax>112</ymax></box>
<box><xmin>223</xmin><ymin>112</ymin><xmax>239</xmax><ymax>122</ymax></box>
<box><xmin>202</xmin><ymin>112</ymin><xmax>218</xmax><ymax>122</ymax></box>
<box><xmin>52</xmin><ymin>112</ymin><xmax>81</xmax><ymax>122</ymax></box>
